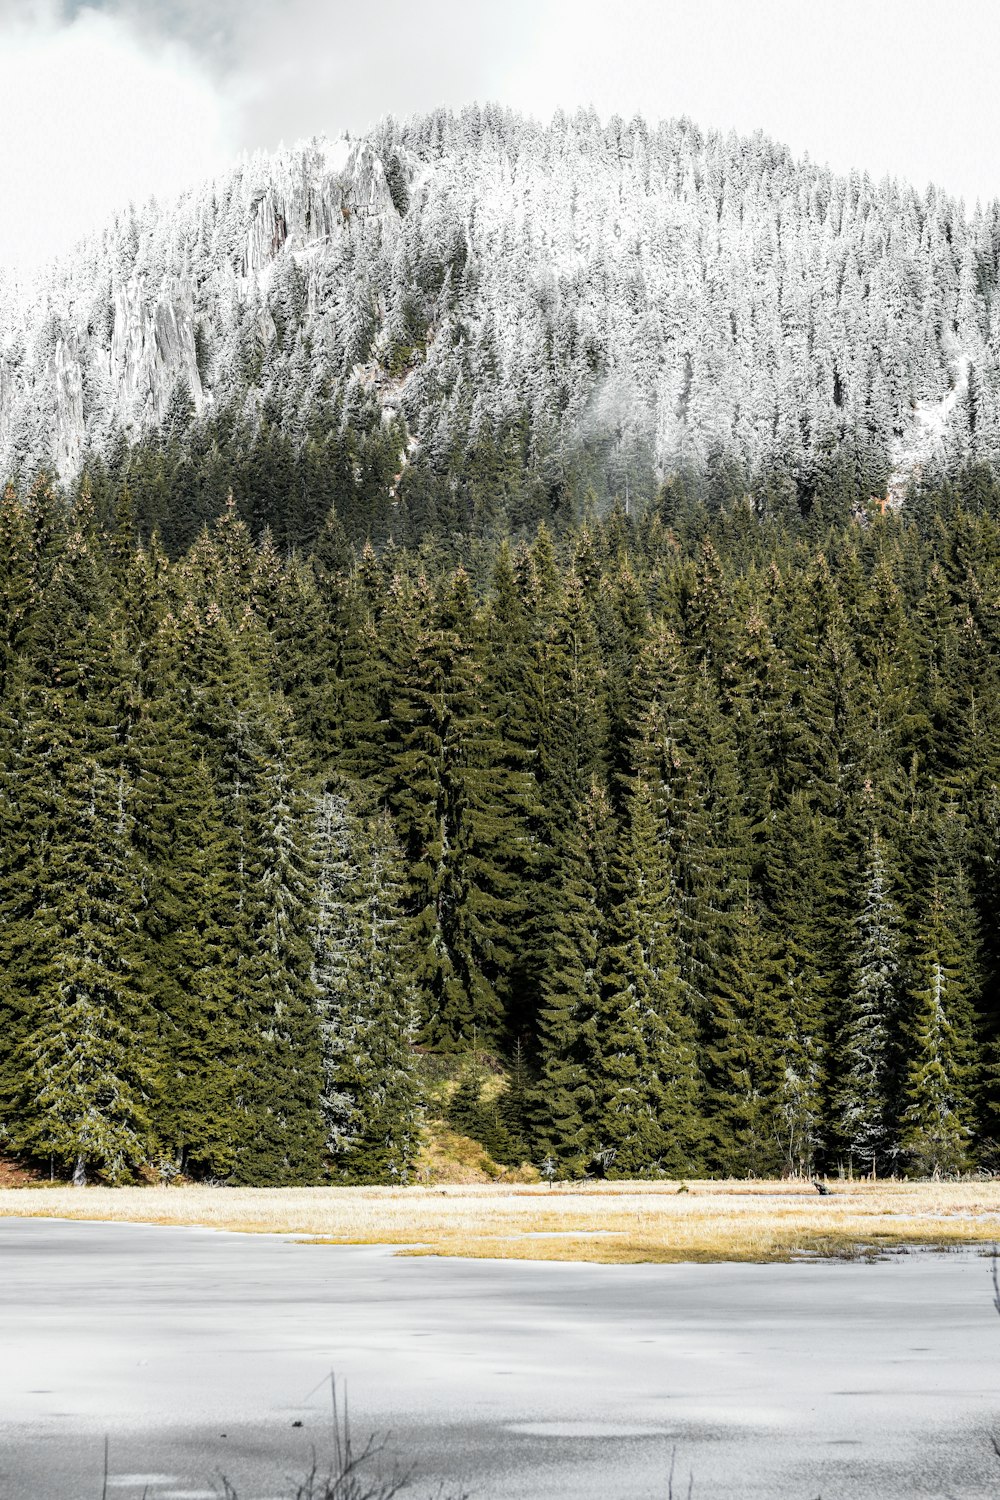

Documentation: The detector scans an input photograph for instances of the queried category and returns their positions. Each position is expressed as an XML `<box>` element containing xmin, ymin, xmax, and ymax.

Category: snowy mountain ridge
<box><xmin>2</xmin><ymin>105</ymin><xmax>999</xmax><ymax>507</ymax></box>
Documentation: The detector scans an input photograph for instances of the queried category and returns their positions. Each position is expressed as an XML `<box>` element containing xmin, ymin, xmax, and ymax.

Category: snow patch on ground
<box><xmin>314</xmin><ymin>136</ymin><xmax>352</xmax><ymax>177</ymax></box>
<box><xmin>889</xmin><ymin>351</ymin><xmax>970</xmax><ymax>505</ymax></box>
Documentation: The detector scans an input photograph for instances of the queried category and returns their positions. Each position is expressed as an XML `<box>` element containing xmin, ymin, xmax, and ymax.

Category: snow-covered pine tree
<box><xmin>834</xmin><ymin>832</ymin><xmax>903</xmax><ymax>1177</ymax></box>
<box><xmin>311</xmin><ymin>787</ymin><xmax>421</xmax><ymax>1183</ymax></box>
<box><xmin>223</xmin><ymin>699</ymin><xmax>325</xmax><ymax>1186</ymax></box>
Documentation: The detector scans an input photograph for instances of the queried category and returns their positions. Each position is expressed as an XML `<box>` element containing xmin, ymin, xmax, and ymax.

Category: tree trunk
<box><xmin>72</xmin><ymin>1155</ymin><xmax>87</xmax><ymax>1188</ymax></box>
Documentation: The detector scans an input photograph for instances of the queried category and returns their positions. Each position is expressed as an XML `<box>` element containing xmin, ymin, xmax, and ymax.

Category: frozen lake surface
<box><xmin>1</xmin><ymin>1218</ymin><xmax>999</xmax><ymax>1499</ymax></box>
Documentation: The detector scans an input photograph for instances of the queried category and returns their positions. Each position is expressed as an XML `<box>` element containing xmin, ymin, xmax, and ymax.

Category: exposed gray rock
<box><xmin>108</xmin><ymin>275</ymin><xmax>204</xmax><ymax>429</ymax></box>
<box><xmin>0</xmin><ymin>134</ymin><xmax>411</xmax><ymax>480</ymax></box>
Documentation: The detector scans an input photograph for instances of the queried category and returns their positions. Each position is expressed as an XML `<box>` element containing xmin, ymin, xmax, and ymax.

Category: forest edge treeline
<box><xmin>1</xmin><ymin>459</ymin><xmax>998</xmax><ymax>1186</ymax></box>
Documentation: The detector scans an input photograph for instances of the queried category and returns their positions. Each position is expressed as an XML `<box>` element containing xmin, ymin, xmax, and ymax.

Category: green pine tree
<box><xmin>591</xmin><ymin>775</ymin><xmax>704</xmax><ymax>1177</ymax></box>
<box><xmin>899</xmin><ymin>882</ymin><xmax>977</xmax><ymax>1177</ymax></box>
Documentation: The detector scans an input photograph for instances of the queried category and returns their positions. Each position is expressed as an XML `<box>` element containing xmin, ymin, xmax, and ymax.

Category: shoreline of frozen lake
<box><xmin>0</xmin><ymin>1218</ymin><xmax>998</xmax><ymax>1499</ymax></box>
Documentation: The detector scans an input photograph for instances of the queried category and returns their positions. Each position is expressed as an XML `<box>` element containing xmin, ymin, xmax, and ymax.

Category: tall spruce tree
<box><xmin>899</xmin><ymin>881</ymin><xmax>977</xmax><ymax>1177</ymax></box>
<box><xmin>525</xmin><ymin>570</ymin><xmax>610</xmax><ymax>1171</ymax></box>
<box><xmin>384</xmin><ymin>570</ymin><xmax>527</xmax><ymax>1047</ymax></box>
<box><xmin>131</xmin><ymin>620</ymin><xmax>241</xmax><ymax>1178</ymax></box>
<box><xmin>224</xmin><ymin>697</ymin><xmax>325</xmax><ymax>1185</ymax></box>
<box><xmin>834</xmin><ymin>832</ymin><xmax>903</xmax><ymax>1177</ymax></box>
<box><xmin>527</xmin><ymin>807</ymin><xmax>601</xmax><ymax>1174</ymax></box>
<box><xmin>2</xmin><ymin>754</ymin><xmax>154</xmax><ymax>1184</ymax></box>
<box><xmin>591</xmin><ymin>776</ymin><xmax>704</xmax><ymax>1177</ymax></box>
<box><xmin>312</xmin><ymin>788</ymin><xmax>421</xmax><ymax>1182</ymax></box>
<box><xmin>705</xmin><ymin>891</ymin><xmax>793</xmax><ymax>1177</ymax></box>
<box><xmin>0</xmin><ymin>514</ymin><xmax>155</xmax><ymax>1183</ymax></box>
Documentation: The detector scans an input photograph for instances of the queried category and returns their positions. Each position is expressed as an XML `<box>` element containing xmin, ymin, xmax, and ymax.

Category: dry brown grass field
<box><xmin>1</xmin><ymin>1179</ymin><xmax>1000</xmax><ymax>1262</ymax></box>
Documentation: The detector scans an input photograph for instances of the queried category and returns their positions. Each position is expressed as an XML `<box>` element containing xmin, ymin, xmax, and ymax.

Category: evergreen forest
<box><xmin>1</xmin><ymin>454</ymin><xmax>999</xmax><ymax>1186</ymax></box>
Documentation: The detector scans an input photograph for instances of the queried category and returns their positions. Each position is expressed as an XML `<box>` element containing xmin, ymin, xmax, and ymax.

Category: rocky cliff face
<box><xmin>241</xmin><ymin>138</ymin><xmax>401</xmax><ymax>276</ymax></box>
<box><xmin>49</xmin><ymin>334</ymin><xmax>84</xmax><ymax>476</ymax></box>
<box><xmin>0</xmin><ymin>134</ymin><xmax>412</xmax><ymax>480</ymax></box>
<box><xmin>109</xmin><ymin>276</ymin><xmax>203</xmax><ymax>427</ymax></box>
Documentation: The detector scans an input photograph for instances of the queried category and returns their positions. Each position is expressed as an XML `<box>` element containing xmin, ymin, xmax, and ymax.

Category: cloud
<box><xmin>500</xmin><ymin>0</ymin><xmax>1000</xmax><ymax>208</ymax></box>
<box><xmin>56</xmin><ymin>0</ymin><xmax>550</xmax><ymax>150</ymax></box>
<box><xmin>0</xmin><ymin>0</ymin><xmax>550</xmax><ymax>267</ymax></box>
<box><xmin>0</xmin><ymin>1</ymin><xmax>233</xmax><ymax>269</ymax></box>
<box><xmin>209</xmin><ymin>0</ymin><xmax>547</xmax><ymax>151</ymax></box>
<box><xmin>6</xmin><ymin>0</ymin><xmax>1000</xmax><ymax>272</ymax></box>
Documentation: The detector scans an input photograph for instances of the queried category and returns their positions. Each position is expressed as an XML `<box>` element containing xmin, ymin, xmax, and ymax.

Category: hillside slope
<box><xmin>2</xmin><ymin>106</ymin><xmax>1000</xmax><ymax>528</ymax></box>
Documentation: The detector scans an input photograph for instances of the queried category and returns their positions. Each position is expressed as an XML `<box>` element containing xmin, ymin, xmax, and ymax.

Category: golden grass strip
<box><xmin>2</xmin><ymin>1180</ymin><xmax>1000</xmax><ymax>1262</ymax></box>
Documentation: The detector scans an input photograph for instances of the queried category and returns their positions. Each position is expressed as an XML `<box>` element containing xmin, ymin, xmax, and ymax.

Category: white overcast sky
<box><xmin>1</xmin><ymin>0</ymin><xmax>998</xmax><ymax>267</ymax></box>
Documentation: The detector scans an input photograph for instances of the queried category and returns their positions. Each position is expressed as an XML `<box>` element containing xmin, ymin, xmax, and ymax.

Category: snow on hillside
<box><xmin>0</xmin><ymin>106</ymin><xmax>997</xmax><ymax>492</ymax></box>
<box><xmin>889</xmin><ymin>350</ymin><xmax>972</xmax><ymax>504</ymax></box>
